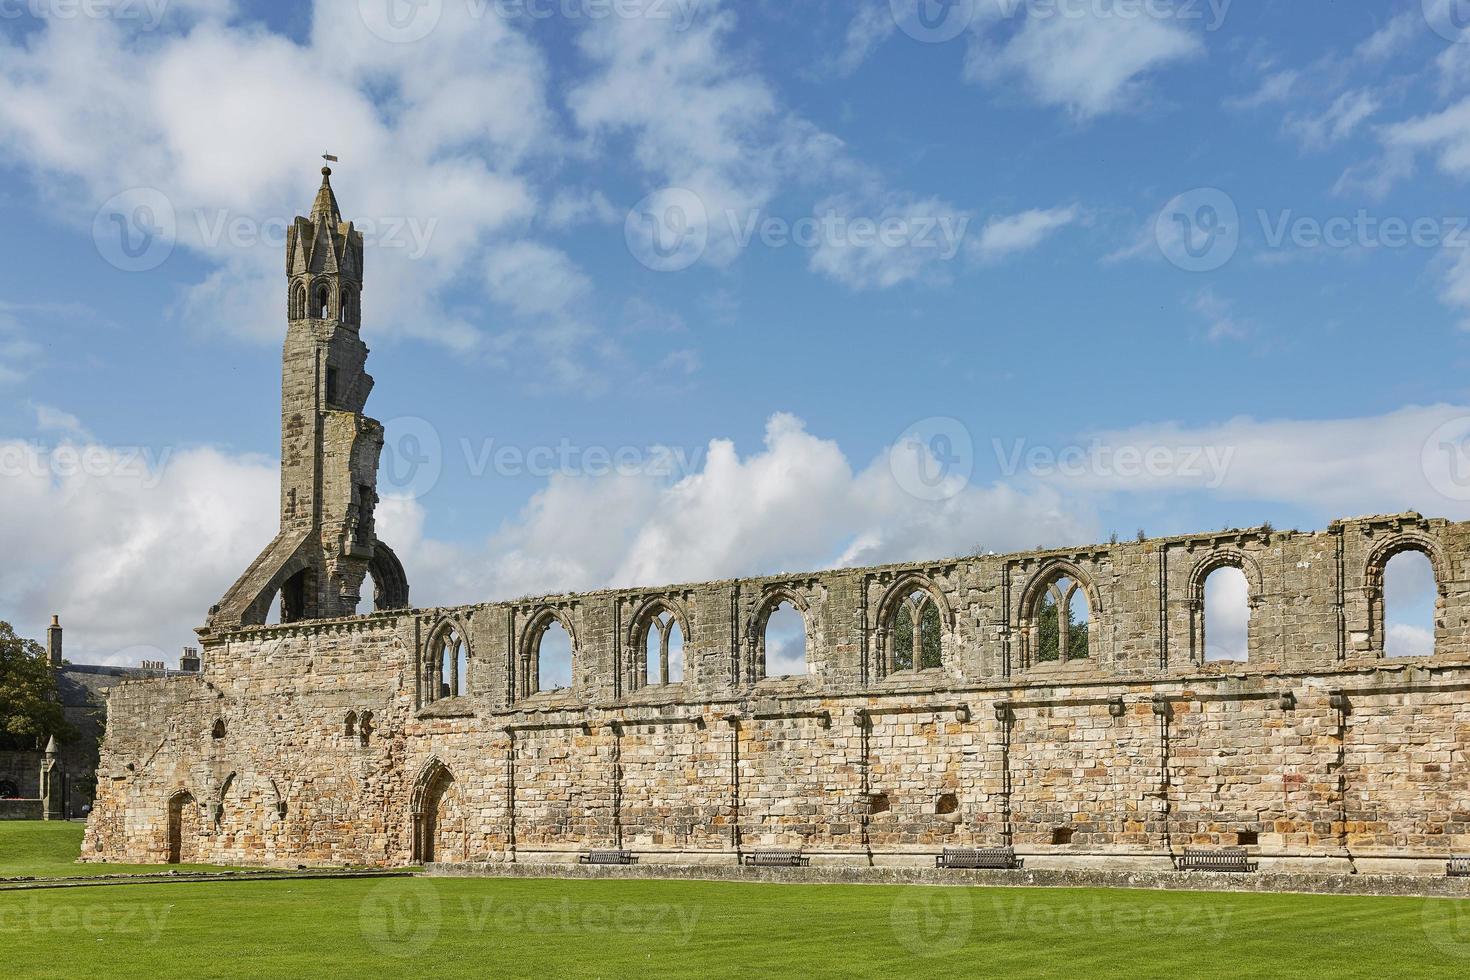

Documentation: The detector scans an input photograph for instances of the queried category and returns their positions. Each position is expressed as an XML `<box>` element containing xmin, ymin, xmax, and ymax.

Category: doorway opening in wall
<box><xmin>166</xmin><ymin>791</ymin><xmax>195</xmax><ymax>864</ymax></box>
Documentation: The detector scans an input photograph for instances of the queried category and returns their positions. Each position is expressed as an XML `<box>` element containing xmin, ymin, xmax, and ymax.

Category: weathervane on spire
<box><xmin>322</xmin><ymin>152</ymin><xmax>338</xmax><ymax>176</ymax></box>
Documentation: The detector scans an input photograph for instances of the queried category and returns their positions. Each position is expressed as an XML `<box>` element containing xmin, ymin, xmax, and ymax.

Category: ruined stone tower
<box><xmin>206</xmin><ymin>166</ymin><xmax>408</xmax><ymax>630</ymax></box>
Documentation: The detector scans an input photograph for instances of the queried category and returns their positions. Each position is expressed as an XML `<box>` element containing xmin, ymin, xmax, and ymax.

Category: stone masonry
<box><xmin>83</xmin><ymin>172</ymin><xmax>1470</xmax><ymax>873</ymax></box>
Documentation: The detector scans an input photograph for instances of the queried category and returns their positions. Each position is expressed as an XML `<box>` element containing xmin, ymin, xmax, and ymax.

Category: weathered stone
<box><xmin>82</xmin><ymin>173</ymin><xmax>1470</xmax><ymax>874</ymax></box>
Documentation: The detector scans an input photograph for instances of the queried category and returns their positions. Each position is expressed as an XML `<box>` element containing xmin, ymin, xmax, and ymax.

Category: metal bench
<box><xmin>935</xmin><ymin>847</ymin><xmax>1023</xmax><ymax>870</ymax></box>
<box><xmin>1448</xmin><ymin>856</ymin><xmax>1470</xmax><ymax>877</ymax></box>
<box><xmin>1175</xmin><ymin>847</ymin><xmax>1258</xmax><ymax>873</ymax></box>
<box><xmin>579</xmin><ymin>850</ymin><xmax>637</xmax><ymax>866</ymax></box>
<box><xmin>743</xmin><ymin>849</ymin><xmax>809</xmax><ymax>867</ymax></box>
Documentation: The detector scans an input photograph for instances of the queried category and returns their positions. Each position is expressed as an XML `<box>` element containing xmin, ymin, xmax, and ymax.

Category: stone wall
<box><xmin>82</xmin><ymin>512</ymin><xmax>1470</xmax><ymax>871</ymax></box>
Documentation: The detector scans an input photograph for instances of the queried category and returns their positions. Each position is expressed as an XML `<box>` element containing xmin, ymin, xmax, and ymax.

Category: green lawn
<box><xmin>4</xmin><ymin>822</ymin><xmax>1470</xmax><ymax>978</ymax></box>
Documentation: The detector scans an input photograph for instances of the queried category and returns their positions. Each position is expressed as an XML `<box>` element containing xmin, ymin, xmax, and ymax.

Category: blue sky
<box><xmin>1</xmin><ymin>0</ymin><xmax>1467</xmax><ymax>662</ymax></box>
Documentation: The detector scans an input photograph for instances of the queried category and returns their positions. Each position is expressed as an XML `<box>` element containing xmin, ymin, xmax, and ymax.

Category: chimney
<box><xmin>180</xmin><ymin>647</ymin><xmax>201</xmax><ymax>674</ymax></box>
<box><xmin>47</xmin><ymin>615</ymin><xmax>62</xmax><ymax>668</ymax></box>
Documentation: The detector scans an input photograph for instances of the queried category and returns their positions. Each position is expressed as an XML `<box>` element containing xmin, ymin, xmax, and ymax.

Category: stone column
<box><xmin>40</xmin><ymin>736</ymin><xmax>64</xmax><ymax>820</ymax></box>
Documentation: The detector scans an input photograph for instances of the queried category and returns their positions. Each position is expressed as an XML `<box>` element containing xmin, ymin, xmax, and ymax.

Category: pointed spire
<box><xmin>44</xmin><ymin>735</ymin><xmax>58</xmax><ymax>756</ymax></box>
<box><xmin>311</xmin><ymin>165</ymin><xmax>341</xmax><ymax>224</ymax></box>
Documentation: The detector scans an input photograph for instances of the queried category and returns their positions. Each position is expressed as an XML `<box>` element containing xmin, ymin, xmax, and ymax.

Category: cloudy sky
<box><xmin>0</xmin><ymin>0</ymin><xmax>1466</xmax><ymax>664</ymax></box>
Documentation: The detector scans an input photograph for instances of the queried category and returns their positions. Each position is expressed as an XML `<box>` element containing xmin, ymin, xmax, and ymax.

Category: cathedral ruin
<box><xmin>83</xmin><ymin>170</ymin><xmax>1470</xmax><ymax>874</ymax></box>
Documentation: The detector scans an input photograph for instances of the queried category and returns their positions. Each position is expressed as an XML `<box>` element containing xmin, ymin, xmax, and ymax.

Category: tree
<box><xmin>0</xmin><ymin>621</ymin><xmax>75</xmax><ymax>750</ymax></box>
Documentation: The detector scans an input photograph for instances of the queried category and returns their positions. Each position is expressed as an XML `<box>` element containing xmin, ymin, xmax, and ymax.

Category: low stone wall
<box><xmin>0</xmin><ymin>800</ymin><xmax>44</xmax><ymax>820</ymax></box>
<box><xmin>428</xmin><ymin>860</ymin><xmax>1470</xmax><ymax>899</ymax></box>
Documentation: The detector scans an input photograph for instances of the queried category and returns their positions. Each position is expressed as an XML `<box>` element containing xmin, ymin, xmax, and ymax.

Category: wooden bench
<box><xmin>1175</xmin><ymin>847</ymin><xmax>1258</xmax><ymax>873</ymax></box>
<box><xmin>935</xmin><ymin>847</ymin><xmax>1023</xmax><ymax>870</ymax></box>
<box><xmin>1448</xmin><ymin>856</ymin><xmax>1470</xmax><ymax>877</ymax></box>
<box><xmin>743</xmin><ymin>850</ymin><xmax>809</xmax><ymax>867</ymax></box>
<box><xmin>578</xmin><ymin>851</ymin><xmax>637</xmax><ymax>866</ymax></box>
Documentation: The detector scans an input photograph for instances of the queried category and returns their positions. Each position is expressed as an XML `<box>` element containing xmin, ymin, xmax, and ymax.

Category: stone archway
<box><xmin>414</xmin><ymin>762</ymin><xmax>466</xmax><ymax>865</ymax></box>
<box><xmin>166</xmin><ymin>791</ymin><xmax>198</xmax><ymax>864</ymax></box>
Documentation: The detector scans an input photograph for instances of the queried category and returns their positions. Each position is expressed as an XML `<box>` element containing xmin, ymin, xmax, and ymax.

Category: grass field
<box><xmin>5</xmin><ymin>823</ymin><xmax>1470</xmax><ymax>978</ymax></box>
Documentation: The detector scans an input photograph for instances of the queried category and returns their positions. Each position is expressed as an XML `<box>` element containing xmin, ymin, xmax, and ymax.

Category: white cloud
<box><xmin>971</xmin><ymin>205</ymin><xmax>1079</xmax><ymax>262</ymax></box>
<box><xmin>1381</xmin><ymin>97</ymin><xmax>1470</xmax><ymax>181</ymax></box>
<box><xmin>345</xmin><ymin>412</ymin><xmax>1096</xmax><ymax>611</ymax></box>
<box><xmin>1203</xmin><ymin>565</ymin><xmax>1249</xmax><ymax>661</ymax></box>
<box><xmin>1355</xmin><ymin>11</ymin><xmax>1422</xmax><ymax>62</ymax></box>
<box><xmin>830</xmin><ymin>1</ymin><xmax>897</xmax><ymax>77</ymax></box>
<box><xmin>0</xmin><ymin>6</ymin><xmax>547</xmax><ymax>350</ymax></box>
<box><xmin>1386</xmin><ymin>623</ymin><xmax>1435</xmax><ymax>658</ymax></box>
<box><xmin>1188</xmin><ymin>288</ymin><xmax>1251</xmax><ymax>343</ymax></box>
<box><xmin>965</xmin><ymin>7</ymin><xmax>1202</xmax><ymax>119</ymax></box>
<box><xmin>1223</xmin><ymin>69</ymin><xmax>1300</xmax><ymax>111</ymax></box>
<box><xmin>1285</xmin><ymin>88</ymin><xmax>1380</xmax><ymax>150</ymax></box>
<box><xmin>484</xmin><ymin>242</ymin><xmax>594</xmax><ymax>317</ymax></box>
<box><xmin>807</xmin><ymin>193</ymin><xmax>972</xmax><ymax>289</ymax></box>
<box><xmin>1012</xmin><ymin>404</ymin><xmax>1470</xmax><ymax>522</ymax></box>
<box><xmin>30</xmin><ymin>403</ymin><xmax>87</xmax><ymax>437</ymax></box>
<box><xmin>1434</xmin><ymin>245</ymin><xmax>1470</xmax><ymax>331</ymax></box>
<box><xmin>14</xmin><ymin>401</ymin><xmax>1470</xmax><ymax>664</ymax></box>
<box><xmin>0</xmin><ymin>437</ymin><xmax>277</xmax><ymax>666</ymax></box>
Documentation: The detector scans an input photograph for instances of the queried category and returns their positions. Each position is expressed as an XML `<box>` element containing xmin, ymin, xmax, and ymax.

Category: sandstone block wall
<box><xmin>83</xmin><ymin>512</ymin><xmax>1470</xmax><ymax>871</ymax></box>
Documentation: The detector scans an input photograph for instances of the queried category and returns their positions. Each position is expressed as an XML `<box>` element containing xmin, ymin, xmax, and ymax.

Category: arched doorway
<box><xmin>416</xmin><ymin>764</ymin><xmax>466</xmax><ymax>864</ymax></box>
<box><xmin>166</xmin><ymin>791</ymin><xmax>198</xmax><ymax>864</ymax></box>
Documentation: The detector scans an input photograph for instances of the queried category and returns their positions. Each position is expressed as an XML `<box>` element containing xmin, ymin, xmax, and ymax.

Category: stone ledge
<box><xmin>427</xmin><ymin>861</ymin><xmax>1470</xmax><ymax>899</ymax></box>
